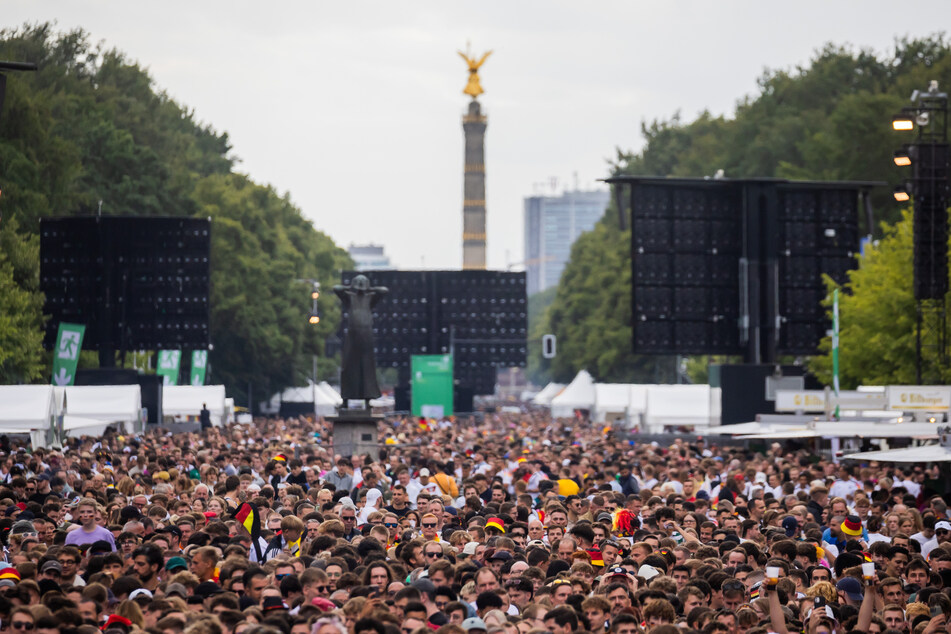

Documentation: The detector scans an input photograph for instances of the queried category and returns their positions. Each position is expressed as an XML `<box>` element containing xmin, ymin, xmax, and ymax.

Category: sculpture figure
<box><xmin>334</xmin><ymin>275</ymin><xmax>388</xmax><ymax>402</ymax></box>
<box><xmin>458</xmin><ymin>44</ymin><xmax>492</xmax><ymax>99</ymax></box>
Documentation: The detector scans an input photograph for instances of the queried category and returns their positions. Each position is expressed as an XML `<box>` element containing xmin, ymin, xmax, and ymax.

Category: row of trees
<box><xmin>532</xmin><ymin>36</ymin><xmax>951</xmax><ymax>387</ymax></box>
<box><xmin>0</xmin><ymin>24</ymin><xmax>351</xmax><ymax>404</ymax></box>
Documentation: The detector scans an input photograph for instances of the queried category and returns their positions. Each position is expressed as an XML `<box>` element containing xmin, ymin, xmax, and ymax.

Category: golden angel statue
<box><xmin>458</xmin><ymin>45</ymin><xmax>492</xmax><ymax>99</ymax></box>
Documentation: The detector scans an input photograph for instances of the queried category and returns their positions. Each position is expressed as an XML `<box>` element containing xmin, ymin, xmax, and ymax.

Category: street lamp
<box><xmin>893</xmin><ymin>184</ymin><xmax>911</xmax><ymax>202</ymax></box>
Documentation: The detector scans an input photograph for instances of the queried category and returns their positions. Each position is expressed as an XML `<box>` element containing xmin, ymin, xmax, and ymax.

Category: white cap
<box><xmin>129</xmin><ymin>588</ymin><xmax>153</xmax><ymax>600</ymax></box>
<box><xmin>462</xmin><ymin>541</ymin><xmax>479</xmax><ymax>555</ymax></box>
<box><xmin>936</xmin><ymin>520</ymin><xmax>951</xmax><ymax>531</ymax></box>
<box><xmin>638</xmin><ymin>564</ymin><xmax>660</xmax><ymax>580</ymax></box>
<box><xmin>419</xmin><ymin>468</ymin><xmax>431</xmax><ymax>477</ymax></box>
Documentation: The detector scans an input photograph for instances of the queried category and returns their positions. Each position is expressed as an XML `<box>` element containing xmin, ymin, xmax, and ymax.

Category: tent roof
<box><xmin>736</xmin><ymin>421</ymin><xmax>941</xmax><ymax>440</ymax></box>
<box><xmin>63</xmin><ymin>385</ymin><xmax>141</xmax><ymax>423</ymax></box>
<box><xmin>843</xmin><ymin>444</ymin><xmax>951</xmax><ymax>463</ymax></box>
<box><xmin>163</xmin><ymin>385</ymin><xmax>226</xmax><ymax>414</ymax></box>
<box><xmin>0</xmin><ymin>385</ymin><xmax>57</xmax><ymax>428</ymax></box>
<box><xmin>532</xmin><ymin>383</ymin><xmax>565</xmax><ymax>406</ymax></box>
<box><xmin>594</xmin><ymin>384</ymin><xmax>633</xmax><ymax>411</ymax></box>
<box><xmin>551</xmin><ymin>371</ymin><xmax>595</xmax><ymax>408</ymax></box>
<box><xmin>317</xmin><ymin>382</ymin><xmax>343</xmax><ymax>405</ymax></box>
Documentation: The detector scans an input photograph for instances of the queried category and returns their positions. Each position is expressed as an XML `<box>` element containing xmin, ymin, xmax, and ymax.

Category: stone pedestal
<box><xmin>329</xmin><ymin>408</ymin><xmax>381</xmax><ymax>459</ymax></box>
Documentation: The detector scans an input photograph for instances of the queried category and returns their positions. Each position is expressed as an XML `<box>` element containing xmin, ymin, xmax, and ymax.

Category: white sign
<box><xmin>833</xmin><ymin>390</ymin><xmax>887</xmax><ymax>410</ymax></box>
<box><xmin>421</xmin><ymin>404</ymin><xmax>445</xmax><ymax>418</ymax></box>
<box><xmin>886</xmin><ymin>386</ymin><xmax>951</xmax><ymax>412</ymax></box>
<box><xmin>775</xmin><ymin>390</ymin><xmax>826</xmax><ymax>412</ymax></box>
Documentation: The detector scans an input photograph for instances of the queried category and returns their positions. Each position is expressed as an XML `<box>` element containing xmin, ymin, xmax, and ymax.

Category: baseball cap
<box><xmin>129</xmin><ymin>588</ymin><xmax>153</xmax><ymax>601</ymax></box>
<box><xmin>462</xmin><ymin>617</ymin><xmax>488</xmax><ymax>632</ymax></box>
<box><xmin>165</xmin><ymin>557</ymin><xmax>188</xmax><ymax>572</ymax></box>
<box><xmin>836</xmin><ymin>577</ymin><xmax>864</xmax><ymax>601</ymax></box>
<box><xmin>419</xmin><ymin>468</ymin><xmax>431</xmax><ymax>477</ymax></box>
<box><xmin>462</xmin><ymin>542</ymin><xmax>479</xmax><ymax>556</ymax></box>
<box><xmin>638</xmin><ymin>564</ymin><xmax>660</xmax><ymax>580</ymax></box>
<box><xmin>936</xmin><ymin>521</ymin><xmax>951</xmax><ymax>531</ymax></box>
<box><xmin>782</xmin><ymin>516</ymin><xmax>799</xmax><ymax>537</ymax></box>
<box><xmin>41</xmin><ymin>561</ymin><xmax>62</xmax><ymax>574</ymax></box>
<box><xmin>165</xmin><ymin>583</ymin><xmax>188</xmax><ymax>599</ymax></box>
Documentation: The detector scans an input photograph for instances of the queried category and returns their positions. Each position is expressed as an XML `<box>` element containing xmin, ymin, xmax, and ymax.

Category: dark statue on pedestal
<box><xmin>333</xmin><ymin>274</ymin><xmax>388</xmax><ymax>403</ymax></box>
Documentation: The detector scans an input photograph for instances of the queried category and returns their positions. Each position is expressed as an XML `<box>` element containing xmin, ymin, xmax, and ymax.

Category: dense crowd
<box><xmin>0</xmin><ymin>411</ymin><xmax>948</xmax><ymax>634</ymax></box>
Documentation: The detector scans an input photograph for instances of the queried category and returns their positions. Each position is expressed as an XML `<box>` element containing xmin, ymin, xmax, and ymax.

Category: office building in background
<box><xmin>523</xmin><ymin>189</ymin><xmax>609</xmax><ymax>294</ymax></box>
<box><xmin>348</xmin><ymin>244</ymin><xmax>394</xmax><ymax>271</ymax></box>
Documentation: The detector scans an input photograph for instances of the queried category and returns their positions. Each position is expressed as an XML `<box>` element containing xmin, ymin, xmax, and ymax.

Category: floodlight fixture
<box><xmin>893</xmin><ymin>149</ymin><xmax>912</xmax><ymax>167</ymax></box>
<box><xmin>892</xmin><ymin>113</ymin><xmax>915</xmax><ymax>131</ymax></box>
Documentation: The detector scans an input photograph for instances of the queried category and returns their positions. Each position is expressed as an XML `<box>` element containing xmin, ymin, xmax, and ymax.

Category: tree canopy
<box><xmin>538</xmin><ymin>36</ymin><xmax>951</xmax><ymax>384</ymax></box>
<box><xmin>0</xmin><ymin>24</ymin><xmax>350</xmax><ymax>404</ymax></box>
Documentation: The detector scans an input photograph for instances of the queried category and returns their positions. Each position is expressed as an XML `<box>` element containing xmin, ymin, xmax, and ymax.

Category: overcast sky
<box><xmin>4</xmin><ymin>2</ymin><xmax>944</xmax><ymax>270</ymax></box>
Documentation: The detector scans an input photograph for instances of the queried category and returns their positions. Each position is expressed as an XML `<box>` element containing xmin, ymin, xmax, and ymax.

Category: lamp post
<box><xmin>296</xmin><ymin>278</ymin><xmax>322</xmax><ymax>407</ymax></box>
<box><xmin>890</xmin><ymin>81</ymin><xmax>950</xmax><ymax>383</ymax></box>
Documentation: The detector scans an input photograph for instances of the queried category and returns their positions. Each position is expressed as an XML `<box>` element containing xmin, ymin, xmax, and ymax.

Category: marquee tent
<box><xmin>532</xmin><ymin>383</ymin><xmax>565</xmax><ymax>407</ymax></box>
<box><xmin>163</xmin><ymin>385</ymin><xmax>227</xmax><ymax>427</ymax></box>
<box><xmin>0</xmin><ymin>385</ymin><xmax>58</xmax><ymax>447</ymax></box>
<box><xmin>60</xmin><ymin>385</ymin><xmax>142</xmax><ymax>436</ymax></box>
<box><xmin>593</xmin><ymin>383</ymin><xmax>635</xmax><ymax>423</ymax></box>
<box><xmin>550</xmin><ymin>371</ymin><xmax>595</xmax><ymax>418</ymax></box>
<box><xmin>843</xmin><ymin>444</ymin><xmax>951</xmax><ymax>463</ymax></box>
<box><xmin>317</xmin><ymin>382</ymin><xmax>343</xmax><ymax>407</ymax></box>
<box><xmin>644</xmin><ymin>384</ymin><xmax>716</xmax><ymax>430</ymax></box>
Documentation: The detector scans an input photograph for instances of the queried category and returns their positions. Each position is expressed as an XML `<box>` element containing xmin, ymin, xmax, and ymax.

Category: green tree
<box><xmin>0</xmin><ymin>24</ymin><xmax>350</xmax><ymax>404</ymax></box>
<box><xmin>809</xmin><ymin>210</ymin><xmax>937</xmax><ymax>386</ymax></box>
<box><xmin>545</xmin><ymin>36</ymin><xmax>951</xmax><ymax>384</ymax></box>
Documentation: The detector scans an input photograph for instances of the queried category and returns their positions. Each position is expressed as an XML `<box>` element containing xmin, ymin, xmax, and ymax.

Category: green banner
<box><xmin>157</xmin><ymin>350</ymin><xmax>182</xmax><ymax>386</ymax></box>
<box><xmin>190</xmin><ymin>350</ymin><xmax>208</xmax><ymax>386</ymax></box>
<box><xmin>51</xmin><ymin>323</ymin><xmax>85</xmax><ymax>386</ymax></box>
<box><xmin>411</xmin><ymin>354</ymin><xmax>454</xmax><ymax>418</ymax></box>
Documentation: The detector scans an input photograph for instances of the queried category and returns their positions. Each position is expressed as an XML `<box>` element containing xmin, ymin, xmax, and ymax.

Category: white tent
<box><xmin>696</xmin><ymin>421</ymin><xmax>804</xmax><ymax>436</ymax></box>
<box><xmin>593</xmin><ymin>384</ymin><xmax>634</xmax><ymax>423</ymax></box>
<box><xmin>843</xmin><ymin>444</ymin><xmax>951</xmax><ymax>463</ymax></box>
<box><xmin>268</xmin><ymin>381</ymin><xmax>340</xmax><ymax>417</ymax></box>
<box><xmin>736</xmin><ymin>421</ymin><xmax>941</xmax><ymax>440</ymax></box>
<box><xmin>532</xmin><ymin>383</ymin><xmax>565</xmax><ymax>407</ymax></box>
<box><xmin>0</xmin><ymin>385</ymin><xmax>58</xmax><ymax>447</ymax></box>
<box><xmin>317</xmin><ymin>382</ymin><xmax>343</xmax><ymax>406</ymax></box>
<box><xmin>163</xmin><ymin>385</ymin><xmax>226</xmax><ymax>427</ymax></box>
<box><xmin>644</xmin><ymin>384</ymin><xmax>714</xmax><ymax>430</ymax></box>
<box><xmin>62</xmin><ymin>385</ymin><xmax>142</xmax><ymax>435</ymax></box>
<box><xmin>551</xmin><ymin>371</ymin><xmax>595</xmax><ymax>418</ymax></box>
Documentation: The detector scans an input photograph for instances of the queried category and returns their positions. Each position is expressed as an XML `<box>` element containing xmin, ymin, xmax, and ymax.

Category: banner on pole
<box><xmin>157</xmin><ymin>350</ymin><xmax>182</xmax><ymax>386</ymax></box>
<box><xmin>51</xmin><ymin>323</ymin><xmax>85</xmax><ymax>386</ymax></box>
<box><xmin>411</xmin><ymin>354</ymin><xmax>454</xmax><ymax>418</ymax></box>
<box><xmin>190</xmin><ymin>350</ymin><xmax>208</xmax><ymax>386</ymax></box>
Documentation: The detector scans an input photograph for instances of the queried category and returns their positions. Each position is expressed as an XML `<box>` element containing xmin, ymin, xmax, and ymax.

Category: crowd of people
<box><xmin>0</xmin><ymin>411</ymin><xmax>948</xmax><ymax>634</ymax></box>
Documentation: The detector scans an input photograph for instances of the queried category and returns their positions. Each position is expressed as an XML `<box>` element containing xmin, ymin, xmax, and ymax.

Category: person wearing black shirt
<box><xmin>286</xmin><ymin>459</ymin><xmax>309</xmax><ymax>490</ymax></box>
<box><xmin>384</xmin><ymin>484</ymin><xmax>411</xmax><ymax>518</ymax></box>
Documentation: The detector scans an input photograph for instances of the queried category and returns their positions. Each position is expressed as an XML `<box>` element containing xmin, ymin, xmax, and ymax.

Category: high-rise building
<box><xmin>523</xmin><ymin>189</ymin><xmax>610</xmax><ymax>295</ymax></box>
<box><xmin>347</xmin><ymin>244</ymin><xmax>393</xmax><ymax>271</ymax></box>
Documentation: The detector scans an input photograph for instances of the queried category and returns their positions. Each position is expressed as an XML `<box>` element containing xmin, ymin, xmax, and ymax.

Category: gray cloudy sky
<box><xmin>4</xmin><ymin>2</ymin><xmax>943</xmax><ymax>269</ymax></box>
